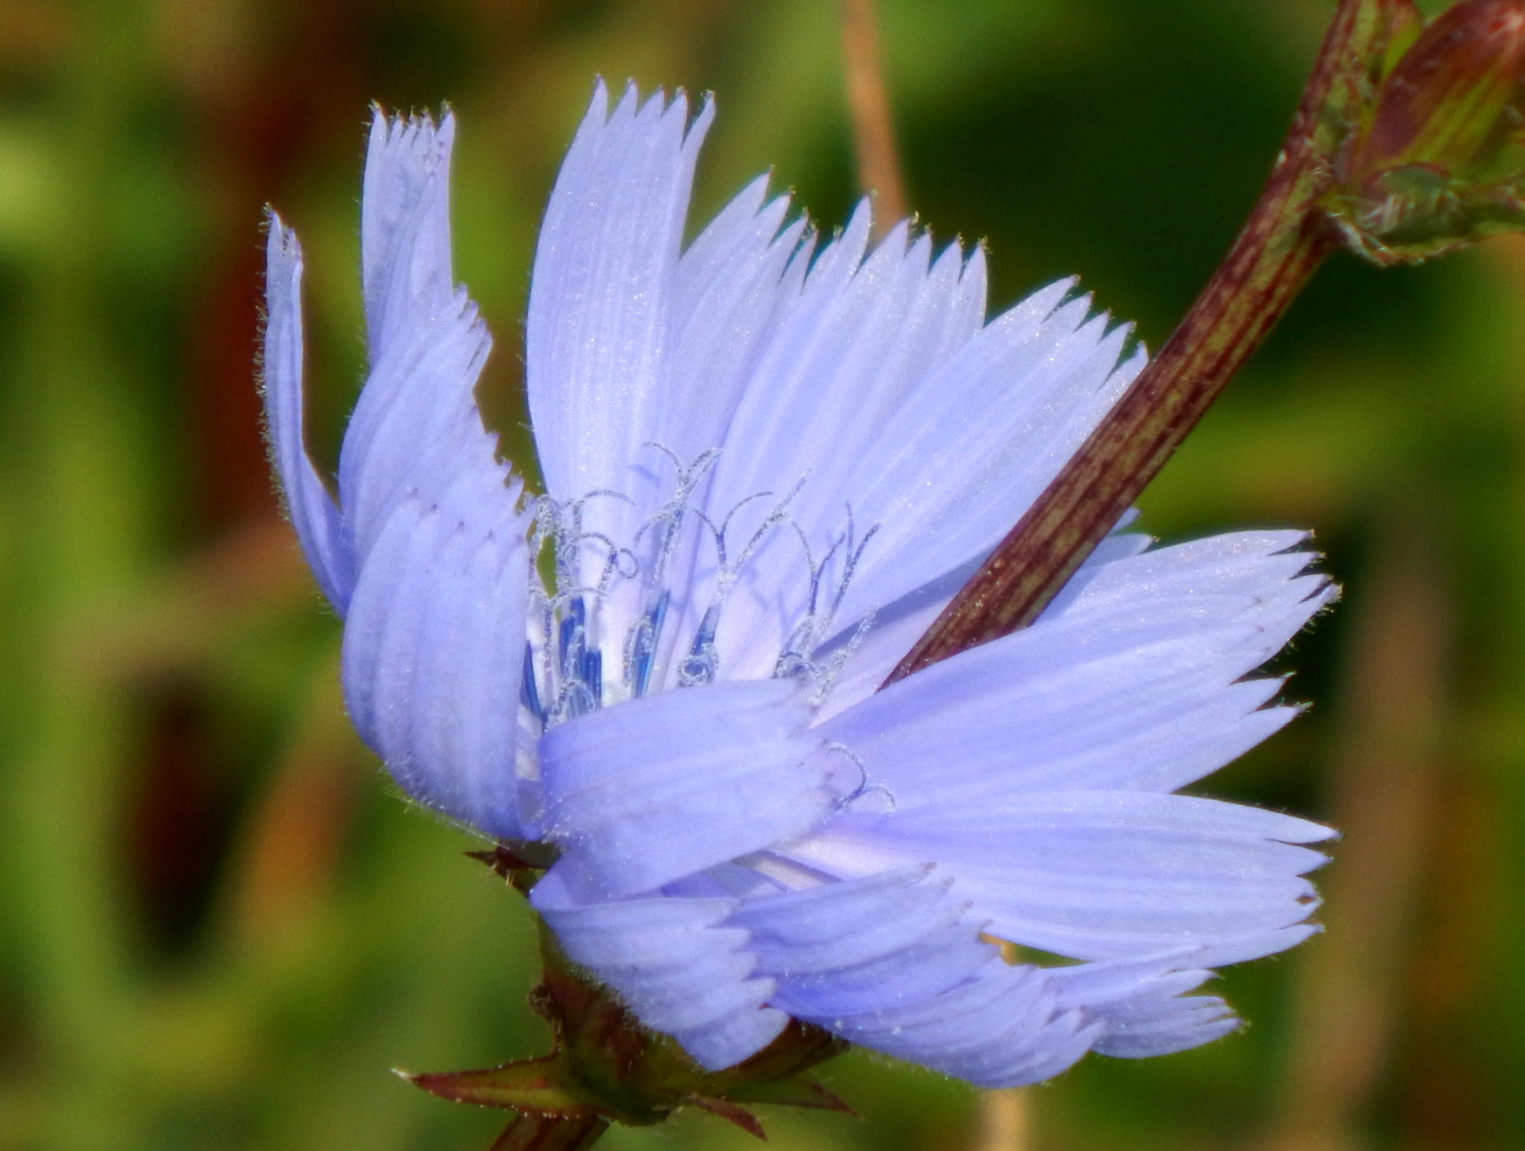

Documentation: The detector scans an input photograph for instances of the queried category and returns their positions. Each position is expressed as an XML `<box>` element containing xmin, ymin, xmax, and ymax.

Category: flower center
<box><xmin>520</xmin><ymin>445</ymin><xmax>880</xmax><ymax>731</ymax></box>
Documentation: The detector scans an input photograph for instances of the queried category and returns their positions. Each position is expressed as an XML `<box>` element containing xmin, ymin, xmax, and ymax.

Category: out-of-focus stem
<box><xmin>839</xmin><ymin>0</ymin><xmax>907</xmax><ymax>235</ymax></box>
<box><xmin>974</xmin><ymin>1089</ymin><xmax>1029</xmax><ymax>1151</ymax></box>
<box><xmin>219</xmin><ymin>648</ymin><xmax>362</xmax><ymax>956</ymax></box>
<box><xmin>886</xmin><ymin>0</ymin><xmax>1403</xmax><ymax>683</ymax></box>
<box><xmin>1261</xmin><ymin>502</ymin><xmax>1450</xmax><ymax>1151</ymax></box>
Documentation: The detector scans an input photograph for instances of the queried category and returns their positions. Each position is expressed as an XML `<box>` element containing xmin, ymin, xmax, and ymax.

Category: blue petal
<box><xmin>1046</xmin><ymin>952</ymin><xmax>1239</xmax><ymax>1057</ymax></box>
<box><xmin>818</xmin><ymin>526</ymin><xmax>1150</xmax><ymax>718</ymax></box>
<box><xmin>828</xmin><ymin>960</ymin><xmax>1102</xmax><ymax>1088</ymax></box>
<box><xmin>788</xmin><ymin>791</ymin><xmax>1329</xmax><ymax>962</ymax></box>
<box><xmin>830</xmin><ymin>279</ymin><xmax>1145</xmax><ymax>629</ymax></box>
<box><xmin>733</xmin><ymin>868</ymin><xmax>992</xmax><ymax>1016</ymax></box>
<box><xmin>360</xmin><ymin>108</ymin><xmax>458</xmax><ymax>366</ymax></box>
<box><xmin>538</xmin><ymin>680</ymin><xmax>832</xmax><ymax>897</ymax></box>
<box><xmin>695</xmin><ymin>211</ymin><xmax>992</xmax><ymax>679</ymax></box>
<box><xmin>1092</xmin><ymin>1000</ymin><xmax>1241</xmax><ymax>1057</ymax></box>
<box><xmin>704</xmin><ymin>220</ymin><xmax>985</xmax><ymax>554</ymax></box>
<box><xmin>726</xmin><ymin>868</ymin><xmax>1102</xmax><ymax>1087</ymax></box>
<box><xmin>731</xmin><ymin>865</ymin><xmax>953</xmax><ymax>972</ymax></box>
<box><xmin>663</xmin><ymin>173</ymin><xmax>807</xmax><ymax>470</ymax></box>
<box><xmin>532</xmin><ymin>864</ymin><xmax>788</xmax><ymax>1070</ymax></box>
<box><xmin>794</xmin><ymin>532</ymin><xmax>1334</xmax><ymax>968</ymax></box>
<box><xmin>341</xmin><ymin>468</ymin><xmax>532</xmax><ymax>837</ymax></box>
<box><xmin>820</xmin><ymin>532</ymin><xmax>1333</xmax><ymax>802</ymax></box>
<box><xmin>337</xmin><ymin>110</ymin><xmax>509</xmax><ymax>565</ymax></box>
<box><xmin>526</xmin><ymin>82</ymin><xmax>713</xmax><ymax>513</ymax></box>
<box><xmin>260</xmin><ymin>218</ymin><xmax>354</xmax><ymax>611</ymax></box>
<box><xmin>523</xmin><ymin>83</ymin><xmax>727</xmax><ymax>660</ymax></box>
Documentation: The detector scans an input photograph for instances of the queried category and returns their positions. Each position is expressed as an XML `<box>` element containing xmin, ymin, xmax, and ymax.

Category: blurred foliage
<box><xmin>0</xmin><ymin>0</ymin><xmax>1520</xmax><ymax>1149</ymax></box>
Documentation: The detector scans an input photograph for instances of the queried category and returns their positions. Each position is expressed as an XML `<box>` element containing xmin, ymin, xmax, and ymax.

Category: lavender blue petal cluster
<box><xmin>262</xmin><ymin>82</ymin><xmax>1335</xmax><ymax>1087</ymax></box>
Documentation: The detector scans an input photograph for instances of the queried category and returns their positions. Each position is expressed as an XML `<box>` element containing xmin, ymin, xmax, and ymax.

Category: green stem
<box><xmin>886</xmin><ymin>0</ymin><xmax>1404</xmax><ymax>684</ymax></box>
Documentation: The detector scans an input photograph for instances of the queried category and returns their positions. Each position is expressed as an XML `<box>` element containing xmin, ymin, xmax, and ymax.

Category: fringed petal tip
<box><xmin>857</xmin><ymin>214</ymin><xmax>991</xmax><ymax>289</ymax></box>
<box><xmin>365</xmin><ymin>105</ymin><xmax>457</xmax><ymax>221</ymax></box>
<box><xmin>581</xmin><ymin>76</ymin><xmax>716</xmax><ymax>141</ymax></box>
<box><xmin>368</xmin><ymin>100</ymin><xmax>455</xmax><ymax>135</ymax></box>
<box><xmin>359</xmin><ymin>101</ymin><xmax>462</xmax><ymax>367</ymax></box>
<box><xmin>262</xmin><ymin>207</ymin><xmax>299</xmax><ymax>257</ymax></box>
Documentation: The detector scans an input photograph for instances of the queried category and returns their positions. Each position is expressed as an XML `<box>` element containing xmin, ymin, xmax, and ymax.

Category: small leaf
<box><xmin>1355</xmin><ymin>0</ymin><xmax>1525</xmax><ymax>178</ymax></box>
<box><xmin>1324</xmin><ymin>0</ymin><xmax>1525</xmax><ymax>261</ymax></box>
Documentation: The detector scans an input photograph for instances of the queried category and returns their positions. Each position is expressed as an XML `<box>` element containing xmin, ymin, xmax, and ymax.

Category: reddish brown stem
<box><xmin>884</xmin><ymin>0</ymin><xmax>1400</xmax><ymax>684</ymax></box>
<box><xmin>487</xmin><ymin>1114</ymin><xmax>609</xmax><ymax>1151</ymax></box>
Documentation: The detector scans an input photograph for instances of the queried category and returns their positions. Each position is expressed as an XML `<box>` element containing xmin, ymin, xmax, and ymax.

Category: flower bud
<box><xmin>1326</xmin><ymin>0</ymin><xmax>1525</xmax><ymax>262</ymax></box>
<box><xmin>1357</xmin><ymin>0</ymin><xmax>1525</xmax><ymax>176</ymax></box>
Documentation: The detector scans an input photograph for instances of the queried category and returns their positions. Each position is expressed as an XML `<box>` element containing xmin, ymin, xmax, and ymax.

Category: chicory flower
<box><xmin>262</xmin><ymin>83</ymin><xmax>1334</xmax><ymax>1087</ymax></box>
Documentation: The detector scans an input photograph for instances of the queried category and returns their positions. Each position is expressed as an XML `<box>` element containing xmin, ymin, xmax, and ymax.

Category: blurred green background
<box><xmin>0</xmin><ymin>0</ymin><xmax>1517</xmax><ymax>1147</ymax></box>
